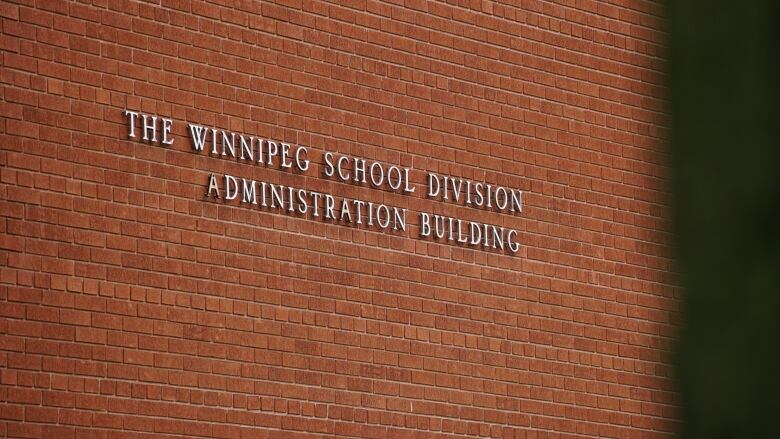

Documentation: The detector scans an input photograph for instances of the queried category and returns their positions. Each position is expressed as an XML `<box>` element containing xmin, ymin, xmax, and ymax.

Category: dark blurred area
<box><xmin>669</xmin><ymin>1</ymin><xmax>780</xmax><ymax>438</ymax></box>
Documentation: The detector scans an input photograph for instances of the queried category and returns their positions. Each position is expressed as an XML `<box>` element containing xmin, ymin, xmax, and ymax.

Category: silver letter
<box><xmin>353</xmin><ymin>200</ymin><xmax>365</xmax><ymax>224</ymax></box>
<box><xmin>295</xmin><ymin>147</ymin><xmax>310</xmax><ymax>172</ymax></box>
<box><xmin>434</xmin><ymin>215</ymin><xmax>445</xmax><ymax>239</ymax></box>
<box><xmin>142</xmin><ymin>114</ymin><xmax>157</xmax><ymax>142</ymax></box>
<box><xmin>297</xmin><ymin>189</ymin><xmax>308</xmax><ymax>214</ymax></box>
<box><xmin>428</xmin><ymin>173</ymin><xmax>440</xmax><ymax>197</ymax></box>
<box><xmin>188</xmin><ymin>124</ymin><xmax>208</xmax><ymax>151</ymax></box>
<box><xmin>269</xmin><ymin>184</ymin><xmax>284</xmax><ymax>208</ymax></box>
<box><xmin>323</xmin><ymin>152</ymin><xmax>335</xmax><ymax>177</ymax></box>
<box><xmin>492</xmin><ymin>226</ymin><xmax>504</xmax><ymax>250</ymax></box>
<box><xmin>495</xmin><ymin>187</ymin><xmax>508</xmax><ymax>211</ymax></box>
<box><xmin>311</xmin><ymin>191</ymin><xmax>321</xmax><ymax>217</ymax></box>
<box><xmin>403</xmin><ymin>168</ymin><xmax>415</xmax><ymax>193</ymax></box>
<box><xmin>469</xmin><ymin>222</ymin><xmax>481</xmax><ymax>245</ymax></box>
<box><xmin>124</xmin><ymin>110</ymin><xmax>139</xmax><ymax>138</ymax></box>
<box><xmin>451</xmin><ymin>178</ymin><xmax>462</xmax><ymax>201</ymax></box>
<box><xmin>507</xmin><ymin>230</ymin><xmax>520</xmax><ymax>253</ymax></box>
<box><xmin>387</xmin><ymin>166</ymin><xmax>402</xmax><ymax>190</ymax></box>
<box><xmin>510</xmin><ymin>190</ymin><xmax>523</xmax><ymax>213</ymax></box>
<box><xmin>325</xmin><ymin>194</ymin><xmax>335</xmax><ymax>219</ymax></box>
<box><xmin>221</xmin><ymin>131</ymin><xmax>236</xmax><ymax>157</ymax></box>
<box><xmin>419</xmin><ymin>213</ymin><xmax>430</xmax><ymax>237</ymax></box>
<box><xmin>337</xmin><ymin>155</ymin><xmax>350</xmax><ymax>181</ymax></box>
<box><xmin>205</xmin><ymin>174</ymin><xmax>219</xmax><ymax>198</ymax></box>
<box><xmin>280</xmin><ymin>143</ymin><xmax>292</xmax><ymax>168</ymax></box>
<box><xmin>240</xmin><ymin>135</ymin><xmax>254</xmax><ymax>161</ymax></box>
<box><xmin>354</xmin><ymin>158</ymin><xmax>367</xmax><ymax>183</ymax></box>
<box><xmin>376</xmin><ymin>204</ymin><xmax>390</xmax><ymax>228</ymax></box>
<box><xmin>370</xmin><ymin>162</ymin><xmax>384</xmax><ymax>187</ymax></box>
<box><xmin>161</xmin><ymin>118</ymin><xmax>174</xmax><ymax>145</ymax></box>
<box><xmin>340</xmin><ymin>199</ymin><xmax>352</xmax><ymax>222</ymax></box>
<box><xmin>242</xmin><ymin>179</ymin><xmax>257</xmax><ymax>204</ymax></box>
<box><xmin>266</xmin><ymin>140</ymin><xmax>278</xmax><ymax>165</ymax></box>
<box><xmin>393</xmin><ymin>208</ymin><xmax>406</xmax><ymax>231</ymax></box>
<box><xmin>474</xmin><ymin>183</ymin><xmax>484</xmax><ymax>206</ymax></box>
<box><xmin>224</xmin><ymin>175</ymin><xmax>238</xmax><ymax>200</ymax></box>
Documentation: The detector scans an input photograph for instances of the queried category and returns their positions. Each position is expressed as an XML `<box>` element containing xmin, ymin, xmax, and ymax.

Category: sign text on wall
<box><xmin>123</xmin><ymin>110</ymin><xmax>524</xmax><ymax>254</ymax></box>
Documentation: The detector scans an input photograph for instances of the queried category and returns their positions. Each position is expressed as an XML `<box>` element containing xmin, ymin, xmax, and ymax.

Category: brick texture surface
<box><xmin>0</xmin><ymin>0</ymin><xmax>677</xmax><ymax>438</ymax></box>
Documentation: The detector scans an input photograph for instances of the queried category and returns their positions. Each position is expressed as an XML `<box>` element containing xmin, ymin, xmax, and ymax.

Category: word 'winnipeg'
<box><xmin>187</xmin><ymin>123</ymin><xmax>311</xmax><ymax>171</ymax></box>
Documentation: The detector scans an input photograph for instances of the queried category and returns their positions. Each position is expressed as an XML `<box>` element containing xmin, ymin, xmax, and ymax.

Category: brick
<box><xmin>0</xmin><ymin>1</ymin><xmax>676</xmax><ymax>438</ymax></box>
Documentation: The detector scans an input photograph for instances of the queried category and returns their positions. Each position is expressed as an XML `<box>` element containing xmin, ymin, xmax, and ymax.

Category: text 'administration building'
<box><xmin>0</xmin><ymin>1</ymin><xmax>677</xmax><ymax>438</ymax></box>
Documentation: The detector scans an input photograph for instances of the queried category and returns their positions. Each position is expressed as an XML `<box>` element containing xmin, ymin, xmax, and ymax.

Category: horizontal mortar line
<box><xmin>0</xmin><ymin>96</ymin><xmax>673</xmax><ymax>197</ymax></box>
<box><xmin>1</xmin><ymin>203</ymin><xmax>679</xmax><ymax>300</ymax></box>
<box><xmin>0</xmin><ymin>293</ymin><xmax>677</xmax><ymax>361</ymax></box>
<box><xmin>0</xmin><ymin>119</ymin><xmax>675</xmax><ymax>228</ymax></box>
<box><xmin>226</xmin><ymin>0</ymin><xmax>669</xmax><ymax>75</ymax></box>
<box><xmin>10</xmin><ymin>3</ymin><xmax>669</xmax><ymax>118</ymax></box>
<box><xmin>0</xmin><ymin>145</ymin><xmax>675</xmax><ymax>253</ymax></box>
<box><xmin>0</xmin><ymin>277</ymin><xmax>679</xmax><ymax>357</ymax></box>
<box><xmin>1</xmin><ymin>284</ymin><xmax>678</xmax><ymax>364</ymax></box>
<box><xmin>0</xmin><ymin>201</ymin><xmax>666</xmax><ymax>296</ymax></box>
<box><xmin>0</xmin><ymin>407</ymin><xmax>678</xmax><ymax>439</ymax></box>
<box><xmin>416</xmin><ymin>0</ymin><xmax>669</xmax><ymax>40</ymax></box>
<box><xmin>0</xmin><ymin>251</ymin><xmax>679</xmax><ymax>342</ymax></box>
<box><xmin>1</xmin><ymin>54</ymin><xmax>669</xmax><ymax>158</ymax></box>
<box><xmin>0</xmin><ymin>356</ymin><xmax>680</xmax><ymax>424</ymax></box>
<box><xmin>0</xmin><ymin>197</ymin><xmax>679</xmax><ymax>297</ymax></box>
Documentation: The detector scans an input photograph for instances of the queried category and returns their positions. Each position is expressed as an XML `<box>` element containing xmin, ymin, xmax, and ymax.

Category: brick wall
<box><xmin>0</xmin><ymin>0</ymin><xmax>677</xmax><ymax>438</ymax></box>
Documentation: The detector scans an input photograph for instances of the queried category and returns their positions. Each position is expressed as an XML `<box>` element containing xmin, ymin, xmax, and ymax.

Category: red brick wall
<box><xmin>1</xmin><ymin>1</ymin><xmax>677</xmax><ymax>438</ymax></box>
